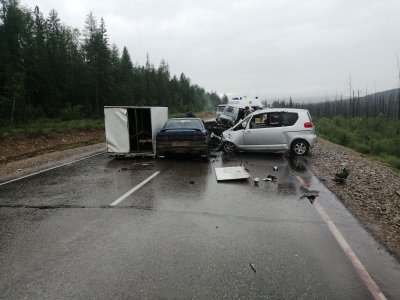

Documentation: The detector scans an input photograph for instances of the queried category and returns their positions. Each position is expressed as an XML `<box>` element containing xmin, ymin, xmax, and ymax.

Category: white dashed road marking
<box><xmin>0</xmin><ymin>152</ymin><xmax>103</xmax><ymax>187</ymax></box>
<box><xmin>110</xmin><ymin>171</ymin><xmax>160</xmax><ymax>206</ymax></box>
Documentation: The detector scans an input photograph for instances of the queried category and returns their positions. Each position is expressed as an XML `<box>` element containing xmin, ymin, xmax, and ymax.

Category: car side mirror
<box><xmin>241</xmin><ymin>121</ymin><xmax>247</xmax><ymax>128</ymax></box>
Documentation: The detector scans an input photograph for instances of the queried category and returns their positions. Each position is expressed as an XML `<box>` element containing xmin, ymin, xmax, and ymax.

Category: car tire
<box><xmin>290</xmin><ymin>140</ymin><xmax>309</xmax><ymax>156</ymax></box>
<box><xmin>222</xmin><ymin>142</ymin><xmax>236</xmax><ymax>154</ymax></box>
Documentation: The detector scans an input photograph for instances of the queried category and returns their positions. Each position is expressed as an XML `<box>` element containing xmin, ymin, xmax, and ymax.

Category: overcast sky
<box><xmin>22</xmin><ymin>0</ymin><xmax>400</xmax><ymax>101</ymax></box>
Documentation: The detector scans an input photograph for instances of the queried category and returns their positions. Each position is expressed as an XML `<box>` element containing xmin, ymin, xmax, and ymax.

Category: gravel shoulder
<box><xmin>308</xmin><ymin>139</ymin><xmax>400</xmax><ymax>261</ymax></box>
<box><xmin>0</xmin><ymin>131</ymin><xmax>399</xmax><ymax>261</ymax></box>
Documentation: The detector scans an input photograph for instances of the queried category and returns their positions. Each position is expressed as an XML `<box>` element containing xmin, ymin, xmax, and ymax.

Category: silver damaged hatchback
<box><xmin>221</xmin><ymin>108</ymin><xmax>317</xmax><ymax>156</ymax></box>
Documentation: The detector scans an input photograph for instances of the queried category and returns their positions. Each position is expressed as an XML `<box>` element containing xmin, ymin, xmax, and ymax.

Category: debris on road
<box><xmin>254</xmin><ymin>178</ymin><xmax>260</xmax><ymax>185</ymax></box>
<box><xmin>264</xmin><ymin>175</ymin><xmax>277</xmax><ymax>182</ymax></box>
<box><xmin>215</xmin><ymin>166</ymin><xmax>251</xmax><ymax>181</ymax></box>
<box><xmin>250</xmin><ymin>263</ymin><xmax>257</xmax><ymax>273</ymax></box>
<box><xmin>130</xmin><ymin>161</ymin><xmax>154</xmax><ymax>166</ymax></box>
<box><xmin>300</xmin><ymin>186</ymin><xmax>320</xmax><ymax>204</ymax></box>
<box><xmin>189</xmin><ymin>181</ymin><xmax>195</xmax><ymax>184</ymax></box>
<box><xmin>273</xmin><ymin>166</ymin><xmax>278</xmax><ymax>171</ymax></box>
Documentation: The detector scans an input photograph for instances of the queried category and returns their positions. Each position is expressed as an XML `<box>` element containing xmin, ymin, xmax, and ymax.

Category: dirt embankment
<box><xmin>0</xmin><ymin>129</ymin><xmax>105</xmax><ymax>164</ymax></box>
<box><xmin>0</xmin><ymin>130</ymin><xmax>399</xmax><ymax>260</ymax></box>
<box><xmin>0</xmin><ymin>129</ymin><xmax>105</xmax><ymax>182</ymax></box>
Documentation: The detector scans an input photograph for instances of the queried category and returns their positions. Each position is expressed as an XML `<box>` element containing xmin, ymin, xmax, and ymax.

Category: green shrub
<box><xmin>353</xmin><ymin>143</ymin><xmax>371</xmax><ymax>154</ymax></box>
<box><xmin>60</xmin><ymin>104</ymin><xmax>84</xmax><ymax>121</ymax></box>
<box><xmin>378</xmin><ymin>154</ymin><xmax>400</xmax><ymax>169</ymax></box>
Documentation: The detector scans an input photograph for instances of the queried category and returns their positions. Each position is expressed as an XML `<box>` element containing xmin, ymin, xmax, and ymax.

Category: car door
<box><xmin>242</xmin><ymin>112</ymin><xmax>286</xmax><ymax>150</ymax></box>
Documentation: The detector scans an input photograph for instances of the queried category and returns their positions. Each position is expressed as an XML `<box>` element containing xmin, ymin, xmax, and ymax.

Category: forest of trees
<box><xmin>271</xmin><ymin>88</ymin><xmax>400</xmax><ymax>120</ymax></box>
<box><xmin>0</xmin><ymin>0</ymin><xmax>222</xmax><ymax>126</ymax></box>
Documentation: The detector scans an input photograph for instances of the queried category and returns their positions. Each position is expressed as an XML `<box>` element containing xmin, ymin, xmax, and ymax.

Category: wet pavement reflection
<box><xmin>1</xmin><ymin>150</ymin><xmax>400</xmax><ymax>299</ymax></box>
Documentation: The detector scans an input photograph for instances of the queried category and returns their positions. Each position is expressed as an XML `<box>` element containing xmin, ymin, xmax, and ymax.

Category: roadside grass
<box><xmin>0</xmin><ymin>118</ymin><xmax>104</xmax><ymax>138</ymax></box>
<box><xmin>315</xmin><ymin>116</ymin><xmax>400</xmax><ymax>169</ymax></box>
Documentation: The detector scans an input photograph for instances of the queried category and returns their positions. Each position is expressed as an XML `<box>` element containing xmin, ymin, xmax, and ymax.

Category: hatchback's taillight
<box><xmin>304</xmin><ymin>122</ymin><xmax>313</xmax><ymax>128</ymax></box>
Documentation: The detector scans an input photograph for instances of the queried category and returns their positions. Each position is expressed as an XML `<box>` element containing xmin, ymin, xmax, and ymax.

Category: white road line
<box><xmin>293</xmin><ymin>173</ymin><xmax>386</xmax><ymax>300</ymax></box>
<box><xmin>314</xmin><ymin>202</ymin><xmax>386</xmax><ymax>300</ymax></box>
<box><xmin>110</xmin><ymin>171</ymin><xmax>160</xmax><ymax>206</ymax></box>
<box><xmin>0</xmin><ymin>152</ymin><xmax>103</xmax><ymax>187</ymax></box>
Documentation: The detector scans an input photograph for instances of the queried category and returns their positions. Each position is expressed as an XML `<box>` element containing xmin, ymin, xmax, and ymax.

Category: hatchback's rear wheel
<box><xmin>290</xmin><ymin>140</ymin><xmax>309</xmax><ymax>156</ymax></box>
<box><xmin>222</xmin><ymin>142</ymin><xmax>236</xmax><ymax>153</ymax></box>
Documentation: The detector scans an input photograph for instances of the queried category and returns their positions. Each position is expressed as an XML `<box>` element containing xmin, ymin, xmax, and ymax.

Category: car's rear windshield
<box><xmin>164</xmin><ymin>119</ymin><xmax>203</xmax><ymax>130</ymax></box>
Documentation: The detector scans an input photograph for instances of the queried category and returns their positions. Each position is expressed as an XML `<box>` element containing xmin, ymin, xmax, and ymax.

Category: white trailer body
<box><xmin>104</xmin><ymin>106</ymin><xmax>168</xmax><ymax>157</ymax></box>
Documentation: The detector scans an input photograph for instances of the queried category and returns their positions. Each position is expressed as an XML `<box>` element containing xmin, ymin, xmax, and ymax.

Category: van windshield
<box><xmin>223</xmin><ymin>106</ymin><xmax>236</xmax><ymax>117</ymax></box>
<box><xmin>217</xmin><ymin>106</ymin><xmax>225</xmax><ymax>112</ymax></box>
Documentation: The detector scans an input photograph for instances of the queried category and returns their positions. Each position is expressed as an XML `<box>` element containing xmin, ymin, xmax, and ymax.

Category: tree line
<box><xmin>271</xmin><ymin>88</ymin><xmax>400</xmax><ymax>120</ymax></box>
<box><xmin>0</xmin><ymin>0</ymin><xmax>222</xmax><ymax>125</ymax></box>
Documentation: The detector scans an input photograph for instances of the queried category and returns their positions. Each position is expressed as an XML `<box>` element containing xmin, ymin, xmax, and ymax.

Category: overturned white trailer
<box><xmin>104</xmin><ymin>106</ymin><xmax>168</xmax><ymax>157</ymax></box>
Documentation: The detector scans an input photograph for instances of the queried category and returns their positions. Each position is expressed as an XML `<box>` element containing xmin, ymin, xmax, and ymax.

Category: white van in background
<box><xmin>217</xmin><ymin>97</ymin><xmax>263</xmax><ymax>127</ymax></box>
<box><xmin>229</xmin><ymin>96</ymin><xmax>263</xmax><ymax>108</ymax></box>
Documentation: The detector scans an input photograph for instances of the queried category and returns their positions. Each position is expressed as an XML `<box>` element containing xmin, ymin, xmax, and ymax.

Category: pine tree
<box><xmin>0</xmin><ymin>0</ymin><xmax>28</xmax><ymax>124</ymax></box>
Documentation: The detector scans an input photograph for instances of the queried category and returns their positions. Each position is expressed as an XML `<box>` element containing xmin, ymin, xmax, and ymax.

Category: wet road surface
<box><xmin>0</xmin><ymin>150</ymin><xmax>400</xmax><ymax>299</ymax></box>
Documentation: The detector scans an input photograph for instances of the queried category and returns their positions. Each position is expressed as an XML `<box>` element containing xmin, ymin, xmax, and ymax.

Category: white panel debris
<box><xmin>214</xmin><ymin>166</ymin><xmax>251</xmax><ymax>181</ymax></box>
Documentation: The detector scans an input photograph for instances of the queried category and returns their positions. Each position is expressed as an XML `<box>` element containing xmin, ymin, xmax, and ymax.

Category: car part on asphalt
<box><xmin>300</xmin><ymin>186</ymin><xmax>320</xmax><ymax>204</ymax></box>
<box><xmin>214</xmin><ymin>166</ymin><xmax>251</xmax><ymax>181</ymax></box>
<box><xmin>250</xmin><ymin>263</ymin><xmax>257</xmax><ymax>273</ymax></box>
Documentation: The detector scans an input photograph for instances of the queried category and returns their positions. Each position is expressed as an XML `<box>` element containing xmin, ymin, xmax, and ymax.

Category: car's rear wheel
<box><xmin>222</xmin><ymin>142</ymin><xmax>236</xmax><ymax>153</ymax></box>
<box><xmin>290</xmin><ymin>140</ymin><xmax>309</xmax><ymax>156</ymax></box>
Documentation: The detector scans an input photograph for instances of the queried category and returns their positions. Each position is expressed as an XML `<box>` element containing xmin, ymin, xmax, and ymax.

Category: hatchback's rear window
<box><xmin>282</xmin><ymin>113</ymin><xmax>298</xmax><ymax>126</ymax></box>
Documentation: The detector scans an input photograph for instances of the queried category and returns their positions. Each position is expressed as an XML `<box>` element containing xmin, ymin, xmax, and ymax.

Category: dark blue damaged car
<box><xmin>156</xmin><ymin>118</ymin><xmax>209</xmax><ymax>158</ymax></box>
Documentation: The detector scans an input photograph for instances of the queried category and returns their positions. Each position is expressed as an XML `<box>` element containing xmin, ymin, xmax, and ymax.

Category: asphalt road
<box><xmin>0</xmin><ymin>150</ymin><xmax>400</xmax><ymax>299</ymax></box>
